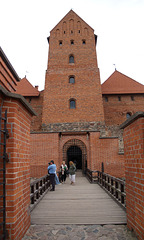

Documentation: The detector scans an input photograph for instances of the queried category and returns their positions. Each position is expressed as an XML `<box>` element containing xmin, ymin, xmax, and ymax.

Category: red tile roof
<box><xmin>16</xmin><ymin>77</ymin><xmax>39</xmax><ymax>96</ymax></box>
<box><xmin>101</xmin><ymin>70</ymin><xmax>144</xmax><ymax>94</ymax></box>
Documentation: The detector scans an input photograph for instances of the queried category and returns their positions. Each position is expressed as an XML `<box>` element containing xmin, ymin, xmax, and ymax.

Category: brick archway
<box><xmin>63</xmin><ymin>139</ymin><xmax>87</xmax><ymax>173</ymax></box>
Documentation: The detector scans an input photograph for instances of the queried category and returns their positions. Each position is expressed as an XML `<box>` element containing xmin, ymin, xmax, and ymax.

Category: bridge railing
<box><xmin>86</xmin><ymin>168</ymin><xmax>98</xmax><ymax>183</ymax></box>
<box><xmin>86</xmin><ymin>169</ymin><xmax>126</xmax><ymax>209</ymax></box>
<box><xmin>30</xmin><ymin>174</ymin><xmax>50</xmax><ymax>212</ymax></box>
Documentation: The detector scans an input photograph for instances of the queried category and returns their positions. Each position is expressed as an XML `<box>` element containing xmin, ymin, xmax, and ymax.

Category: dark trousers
<box><xmin>61</xmin><ymin>172</ymin><xmax>66</xmax><ymax>182</ymax></box>
<box><xmin>50</xmin><ymin>174</ymin><xmax>55</xmax><ymax>190</ymax></box>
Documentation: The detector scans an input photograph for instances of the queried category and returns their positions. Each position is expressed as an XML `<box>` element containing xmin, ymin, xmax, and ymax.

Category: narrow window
<box><xmin>131</xmin><ymin>96</ymin><xmax>134</xmax><ymax>101</ymax></box>
<box><xmin>69</xmin><ymin>55</ymin><xmax>74</xmax><ymax>63</ymax></box>
<box><xmin>69</xmin><ymin>76</ymin><xmax>75</xmax><ymax>83</ymax></box>
<box><xmin>82</xmin><ymin>40</ymin><xmax>86</xmax><ymax>45</ymax></box>
<box><xmin>71</xmin><ymin>30</ymin><xmax>73</xmax><ymax>34</ymax></box>
<box><xmin>78</xmin><ymin>30</ymin><xmax>80</xmax><ymax>33</ymax></box>
<box><xmin>126</xmin><ymin>112</ymin><xmax>131</xmax><ymax>119</ymax></box>
<box><xmin>118</xmin><ymin>96</ymin><xmax>121</xmax><ymax>101</ymax></box>
<box><xmin>71</xmin><ymin>40</ymin><xmax>74</xmax><ymax>45</ymax></box>
<box><xmin>59</xmin><ymin>40</ymin><xmax>62</xmax><ymax>46</ymax></box>
<box><xmin>105</xmin><ymin>96</ymin><xmax>108</xmax><ymax>102</ymax></box>
<box><xmin>64</xmin><ymin>31</ymin><xmax>66</xmax><ymax>34</ymax></box>
<box><xmin>70</xmin><ymin>99</ymin><xmax>76</xmax><ymax>109</ymax></box>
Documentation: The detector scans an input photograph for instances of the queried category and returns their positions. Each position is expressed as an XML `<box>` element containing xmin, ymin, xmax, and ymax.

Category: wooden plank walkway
<box><xmin>31</xmin><ymin>171</ymin><xmax>127</xmax><ymax>225</ymax></box>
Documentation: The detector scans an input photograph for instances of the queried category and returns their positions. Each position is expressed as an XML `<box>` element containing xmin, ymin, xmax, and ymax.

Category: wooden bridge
<box><xmin>31</xmin><ymin>171</ymin><xmax>126</xmax><ymax>225</ymax></box>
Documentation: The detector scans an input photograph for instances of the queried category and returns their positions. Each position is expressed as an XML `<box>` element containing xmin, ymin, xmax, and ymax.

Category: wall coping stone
<box><xmin>0</xmin><ymin>85</ymin><xmax>36</xmax><ymax>116</ymax></box>
<box><xmin>120</xmin><ymin>111</ymin><xmax>144</xmax><ymax>129</ymax></box>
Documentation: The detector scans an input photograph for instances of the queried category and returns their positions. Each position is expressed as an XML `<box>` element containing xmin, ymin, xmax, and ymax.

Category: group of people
<box><xmin>48</xmin><ymin>160</ymin><xmax>76</xmax><ymax>191</ymax></box>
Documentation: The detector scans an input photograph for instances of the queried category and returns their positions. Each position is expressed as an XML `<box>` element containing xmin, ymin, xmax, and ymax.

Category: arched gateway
<box><xmin>63</xmin><ymin>139</ymin><xmax>87</xmax><ymax>173</ymax></box>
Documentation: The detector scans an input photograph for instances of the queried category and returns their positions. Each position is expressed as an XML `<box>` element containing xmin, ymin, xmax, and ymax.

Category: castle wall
<box><xmin>30</xmin><ymin>132</ymin><xmax>125</xmax><ymax>179</ymax></box>
<box><xmin>0</xmin><ymin>95</ymin><xmax>32</xmax><ymax>240</ymax></box>
<box><xmin>103</xmin><ymin>94</ymin><xmax>144</xmax><ymax>125</ymax></box>
<box><xmin>121</xmin><ymin>113</ymin><xmax>144</xmax><ymax>240</ymax></box>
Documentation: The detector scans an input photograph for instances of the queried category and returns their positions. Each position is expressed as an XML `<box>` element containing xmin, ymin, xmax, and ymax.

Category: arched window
<box><xmin>70</xmin><ymin>99</ymin><xmax>76</xmax><ymax>109</ymax></box>
<box><xmin>69</xmin><ymin>76</ymin><xmax>75</xmax><ymax>84</ymax></box>
<box><xmin>69</xmin><ymin>55</ymin><xmax>74</xmax><ymax>63</ymax></box>
<box><xmin>126</xmin><ymin>112</ymin><xmax>131</xmax><ymax>119</ymax></box>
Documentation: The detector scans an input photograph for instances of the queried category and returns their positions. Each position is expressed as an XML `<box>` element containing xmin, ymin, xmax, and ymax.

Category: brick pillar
<box><xmin>1</xmin><ymin>97</ymin><xmax>34</xmax><ymax>239</ymax></box>
<box><xmin>121</xmin><ymin>112</ymin><xmax>144</xmax><ymax>240</ymax></box>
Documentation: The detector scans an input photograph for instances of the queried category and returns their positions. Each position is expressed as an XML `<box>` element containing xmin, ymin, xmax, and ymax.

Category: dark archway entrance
<box><xmin>63</xmin><ymin>139</ymin><xmax>87</xmax><ymax>173</ymax></box>
<box><xmin>67</xmin><ymin>146</ymin><xmax>82</xmax><ymax>169</ymax></box>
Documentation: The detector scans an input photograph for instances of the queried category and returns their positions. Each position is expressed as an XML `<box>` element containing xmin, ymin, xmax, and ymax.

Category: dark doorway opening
<box><xmin>67</xmin><ymin>146</ymin><xmax>82</xmax><ymax>169</ymax></box>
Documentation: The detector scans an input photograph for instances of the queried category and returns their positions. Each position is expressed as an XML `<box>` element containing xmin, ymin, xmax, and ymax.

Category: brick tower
<box><xmin>42</xmin><ymin>10</ymin><xmax>104</xmax><ymax>130</ymax></box>
<box><xmin>30</xmin><ymin>10</ymin><xmax>125</xmax><ymax>178</ymax></box>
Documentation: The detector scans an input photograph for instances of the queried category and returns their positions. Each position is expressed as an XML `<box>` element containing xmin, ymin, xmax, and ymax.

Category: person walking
<box><xmin>69</xmin><ymin>161</ymin><xmax>76</xmax><ymax>185</ymax></box>
<box><xmin>48</xmin><ymin>160</ymin><xmax>56</xmax><ymax>191</ymax></box>
<box><xmin>60</xmin><ymin>161</ymin><xmax>68</xmax><ymax>183</ymax></box>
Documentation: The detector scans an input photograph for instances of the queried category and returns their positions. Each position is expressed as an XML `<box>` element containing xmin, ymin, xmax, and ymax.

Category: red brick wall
<box><xmin>123</xmin><ymin>116</ymin><xmax>144</xmax><ymax>240</ymax></box>
<box><xmin>30</xmin><ymin>132</ymin><xmax>125</xmax><ymax>179</ymax></box>
<box><xmin>30</xmin><ymin>133</ymin><xmax>59</xmax><ymax>178</ymax></box>
<box><xmin>0</xmin><ymin>96</ymin><xmax>32</xmax><ymax>239</ymax></box>
<box><xmin>25</xmin><ymin>90</ymin><xmax>44</xmax><ymax>132</ymax></box>
<box><xmin>103</xmin><ymin>94</ymin><xmax>144</xmax><ymax>126</ymax></box>
<box><xmin>42</xmin><ymin>11</ymin><xmax>104</xmax><ymax>126</ymax></box>
<box><xmin>90</xmin><ymin>132</ymin><xmax>125</xmax><ymax>178</ymax></box>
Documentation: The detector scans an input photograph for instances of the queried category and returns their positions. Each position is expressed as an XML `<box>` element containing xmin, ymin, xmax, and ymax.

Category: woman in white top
<box><xmin>60</xmin><ymin>161</ymin><xmax>68</xmax><ymax>183</ymax></box>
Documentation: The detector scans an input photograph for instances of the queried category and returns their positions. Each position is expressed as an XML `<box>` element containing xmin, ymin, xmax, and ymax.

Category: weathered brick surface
<box><xmin>103</xmin><ymin>94</ymin><xmax>144</xmax><ymax>126</ymax></box>
<box><xmin>0</xmin><ymin>95</ymin><xmax>32</xmax><ymax>240</ymax></box>
<box><xmin>122</xmin><ymin>116</ymin><xmax>144</xmax><ymax>240</ymax></box>
<box><xmin>30</xmin><ymin>133</ymin><xmax>59</xmax><ymax>178</ymax></box>
<box><xmin>25</xmin><ymin>90</ymin><xmax>44</xmax><ymax>132</ymax></box>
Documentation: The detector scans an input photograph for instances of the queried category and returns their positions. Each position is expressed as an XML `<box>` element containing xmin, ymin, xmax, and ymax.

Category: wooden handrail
<box><xmin>30</xmin><ymin>174</ymin><xmax>51</xmax><ymax>212</ymax></box>
<box><xmin>86</xmin><ymin>169</ymin><xmax>126</xmax><ymax>209</ymax></box>
<box><xmin>97</xmin><ymin>171</ymin><xmax>126</xmax><ymax>209</ymax></box>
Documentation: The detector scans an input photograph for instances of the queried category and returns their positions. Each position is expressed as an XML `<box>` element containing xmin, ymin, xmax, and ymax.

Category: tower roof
<box><xmin>16</xmin><ymin>77</ymin><xmax>39</xmax><ymax>96</ymax></box>
<box><xmin>101</xmin><ymin>70</ymin><xmax>144</xmax><ymax>94</ymax></box>
<box><xmin>50</xmin><ymin>9</ymin><xmax>94</xmax><ymax>33</ymax></box>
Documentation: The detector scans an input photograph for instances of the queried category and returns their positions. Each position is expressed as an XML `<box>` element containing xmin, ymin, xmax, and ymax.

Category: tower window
<box><xmin>71</xmin><ymin>40</ymin><xmax>74</xmax><ymax>45</ymax></box>
<box><xmin>59</xmin><ymin>40</ymin><xmax>62</xmax><ymax>46</ymax></box>
<box><xmin>126</xmin><ymin>112</ymin><xmax>131</xmax><ymax>119</ymax></box>
<box><xmin>69</xmin><ymin>76</ymin><xmax>75</xmax><ymax>84</ymax></box>
<box><xmin>71</xmin><ymin>30</ymin><xmax>73</xmax><ymax>34</ymax></box>
<box><xmin>70</xmin><ymin>99</ymin><xmax>76</xmax><ymax>109</ymax></box>
<box><xmin>69</xmin><ymin>55</ymin><xmax>74</xmax><ymax>63</ymax></box>
<box><xmin>64</xmin><ymin>31</ymin><xmax>66</xmax><ymax>34</ymax></box>
<box><xmin>82</xmin><ymin>40</ymin><xmax>86</xmax><ymax>44</ymax></box>
<box><xmin>78</xmin><ymin>30</ymin><xmax>80</xmax><ymax>33</ymax></box>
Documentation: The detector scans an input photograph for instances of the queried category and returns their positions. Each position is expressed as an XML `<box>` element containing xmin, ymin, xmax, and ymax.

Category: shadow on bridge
<box><xmin>30</xmin><ymin>171</ymin><xmax>126</xmax><ymax>225</ymax></box>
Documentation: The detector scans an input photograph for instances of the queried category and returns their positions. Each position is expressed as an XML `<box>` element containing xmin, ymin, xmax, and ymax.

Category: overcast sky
<box><xmin>1</xmin><ymin>0</ymin><xmax>144</xmax><ymax>90</ymax></box>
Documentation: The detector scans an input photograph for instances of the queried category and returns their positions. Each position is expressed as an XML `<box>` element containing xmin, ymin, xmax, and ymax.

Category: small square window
<box><xmin>69</xmin><ymin>76</ymin><xmax>75</xmax><ymax>83</ymax></box>
<box><xmin>82</xmin><ymin>40</ymin><xmax>86</xmax><ymax>44</ymax></box>
<box><xmin>69</xmin><ymin>55</ymin><xmax>74</xmax><ymax>63</ymax></box>
<box><xmin>70</xmin><ymin>99</ymin><xmax>76</xmax><ymax>109</ymax></box>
